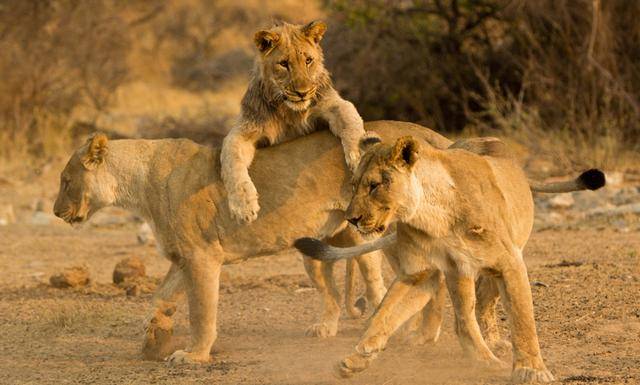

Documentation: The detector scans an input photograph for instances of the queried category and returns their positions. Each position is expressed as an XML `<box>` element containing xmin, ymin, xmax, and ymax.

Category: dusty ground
<box><xmin>1</xmin><ymin>211</ymin><xmax>639</xmax><ymax>385</ymax></box>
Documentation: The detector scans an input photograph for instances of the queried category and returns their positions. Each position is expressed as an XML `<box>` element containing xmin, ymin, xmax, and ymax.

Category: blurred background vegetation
<box><xmin>0</xmin><ymin>0</ymin><xmax>638</xmax><ymax>176</ymax></box>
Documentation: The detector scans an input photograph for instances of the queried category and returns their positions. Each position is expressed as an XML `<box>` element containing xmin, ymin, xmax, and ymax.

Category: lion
<box><xmin>294</xmin><ymin>135</ymin><xmax>605</xmax><ymax>383</ymax></box>
<box><xmin>221</xmin><ymin>20</ymin><xmax>368</xmax><ymax>224</ymax></box>
<box><xmin>52</xmin><ymin>120</ymin><xmax>453</xmax><ymax>365</ymax></box>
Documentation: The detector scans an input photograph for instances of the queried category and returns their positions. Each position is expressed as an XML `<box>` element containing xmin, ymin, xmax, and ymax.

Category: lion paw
<box><xmin>142</xmin><ymin>314</ymin><xmax>174</xmax><ymax>361</ymax></box>
<box><xmin>165</xmin><ymin>349</ymin><xmax>210</xmax><ymax>366</ymax></box>
<box><xmin>228</xmin><ymin>181</ymin><xmax>260</xmax><ymax>223</ymax></box>
<box><xmin>345</xmin><ymin>151</ymin><xmax>361</xmax><ymax>173</ymax></box>
<box><xmin>335</xmin><ymin>351</ymin><xmax>375</xmax><ymax>378</ymax></box>
<box><xmin>305</xmin><ymin>322</ymin><xmax>337</xmax><ymax>338</ymax></box>
<box><xmin>511</xmin><ymin>366</ymin><xmax>554</xmax><ymax>383</ymax></box>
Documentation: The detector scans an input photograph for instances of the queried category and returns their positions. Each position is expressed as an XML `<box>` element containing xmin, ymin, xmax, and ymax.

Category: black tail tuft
<box><xmin>578</xmin><ymin>169</ymin><xmax>606</xmax><ymax>190</ymax></box>
<box><xmin>294</xmin><ymin>237</ymin><xmax>329</xmax><ymax>260</ymax></box>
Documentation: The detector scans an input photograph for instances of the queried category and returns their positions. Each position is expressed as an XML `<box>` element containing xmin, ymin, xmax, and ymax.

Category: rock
<box><xmin>113</xmin><ymin>257</ymin><xmax>146</xmax><ymax>284</ymax></box>
<box><xmin>548</xmin><ymin>193</ymin><xmax>574</xmax><ymax>209</ymax></box>
<box><xmin>0</xmin><ymin>204</ymin><xmax>16</xmax><ymax>226</ymax></box>
<box><xmin>137</xmin><ymin>222</ymin><xmax>155</xmax><ymax>245</ymax></box>
<box><xmin>49</xmin><ymin>266</ymin><xmax>90</xmax><ymax>288</ymax></box>
<box><xmin>125</xmin><ymin>284</ymin><xmax>140</xmax><ymax>297</ymax></box>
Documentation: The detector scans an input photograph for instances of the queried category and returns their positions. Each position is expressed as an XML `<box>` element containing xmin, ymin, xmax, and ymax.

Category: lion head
<box><xmin>346</xmin><ymin>135</ymin><xmax>423</xmax><ymax>235</ymax></box>
<box><xmin>53</xmin><ymin>133</ymin><xmax>116</xmax><ymax>225</ymax></box>
<box><xmin>253</xmin><ymin>20</ymin><xmax>330</xmax><ymax>111</ymax></box>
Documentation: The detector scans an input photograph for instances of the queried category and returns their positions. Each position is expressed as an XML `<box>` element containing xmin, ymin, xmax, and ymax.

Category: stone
<box><xmin>113</xmin><ymin>257</ymin><xmax>146</xmax><ymax>284</ymax></box>
<box><xmin>49</xmin><ymin>266</ymin><xmax>90</xmax><ymax>288</ymax></box>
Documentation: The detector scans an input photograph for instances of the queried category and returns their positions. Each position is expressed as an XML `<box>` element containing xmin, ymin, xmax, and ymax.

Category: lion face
<box><xmin>54</xmin><ymin>134</ymin><xmax>116</xmax><ymax>225</ymax></box>
<box><xmin>253</xmin><ymin>21</ymin><xmax>328</xmax><ymax>111</ymax></box>
<box><xmin>346</xmin><ymin>136</ymin><xmax>422</xmax><ymax>235</ymax></box>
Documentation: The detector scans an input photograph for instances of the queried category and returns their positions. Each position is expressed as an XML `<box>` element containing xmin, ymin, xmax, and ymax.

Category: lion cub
<box><xmin>221</xmin><ymin>21</ymin><xmax>367</xmax><ymax>223</ymax></box>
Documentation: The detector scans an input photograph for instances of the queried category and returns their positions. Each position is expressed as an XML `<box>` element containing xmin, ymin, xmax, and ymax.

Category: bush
<box><xmin>324</xmin><ymin>0</ymin><xmax>640</xmax><ymax>159</ymax></box>
<box><xmin>0</xmin><ymin>0</ymin><xmax>129</xmax><ymax>159</ymax></box>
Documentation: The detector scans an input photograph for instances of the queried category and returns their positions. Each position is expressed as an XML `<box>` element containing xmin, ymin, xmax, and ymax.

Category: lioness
<box><xmin>221</xmin><ymin>20</ymin><xmax>367</xmax><ymax>224</ymax></box>
<box><xmin>295</xmin><ymin>135</ymin><xmax>605</xmax><ymax>383</ymax></box>
<box><xmin>53</xmin><ymin>121</ymin><xmax>452</xmax><ymax>364</ymax></box>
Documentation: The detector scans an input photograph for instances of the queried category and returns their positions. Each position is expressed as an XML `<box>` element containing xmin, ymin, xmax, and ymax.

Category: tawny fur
<box><xmin>53</xmin><ymin>121</ymin><xmax>453</xmax><ymax>365</ymax></box>
<box><xmin>221</xmin><ymin>20</ymin><xmax>366</xmax><ymax>223</ymax></box>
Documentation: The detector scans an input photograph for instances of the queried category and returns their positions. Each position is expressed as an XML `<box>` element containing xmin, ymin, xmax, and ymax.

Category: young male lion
<box><xmin>221</xmin><ymin>20</ymin><xmax>367</xmax><ymax>223</ymax></box>
<box><xmin>295</xmin><ymin>135</ymin><xmax>605</xmax><ymax>383</ymax></box>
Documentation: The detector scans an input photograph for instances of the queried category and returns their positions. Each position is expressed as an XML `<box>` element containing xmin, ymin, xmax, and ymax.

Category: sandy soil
<box><xmin>1</xmin><ymin>216</ymin><xmax>639</xmax><ymax>385</ymax></box>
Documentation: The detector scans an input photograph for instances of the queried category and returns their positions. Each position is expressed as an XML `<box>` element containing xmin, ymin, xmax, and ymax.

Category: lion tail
<box><xmin>294</xmin><ymin>233</ymin><xmax>397</xmax><ymax>261</ymax></box>
<box><xmin>529</xmin><ymin>169</ymin><xmax>606</xmax><ymax>193</ymax></box>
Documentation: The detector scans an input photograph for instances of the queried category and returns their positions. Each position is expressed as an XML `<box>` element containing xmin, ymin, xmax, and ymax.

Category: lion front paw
<box><xmin>336</xmin><ymin>351</ymin><xmax>376</xmax><ymax>378</ymax></box>
<box><xmin>511</xmin><ymin>366</ymin><xmax>554</xmax><ymax>383</ymax></box>
<box><xmin>344</xmin><ymin>151</ymin><xmax>361</xmax><ymax>173</ymax></box>
<box><xmin>165</xmin><ymin>349</ymin><xmax>210</xmax><ymax>366</ymax></box>
<box><xmin>228</xmin><ymin>181</ymin><xmax>260</xmax><ymax>223</ymax></box>
<box><xmin>305</xmin><ymin>322</ymin><xmax>338</xmax><ymax>338</ymax></box>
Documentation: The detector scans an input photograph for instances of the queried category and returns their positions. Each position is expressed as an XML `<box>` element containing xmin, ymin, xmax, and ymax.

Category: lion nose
<box><xmin>347</xmin><ymin>216</ymin><xmax>362</xmax><ymax>226</ymax></box>
<box><xmin>295</xmin><ymin>88</ymin><xmax>312</xmax><ymax>98</ymax></box>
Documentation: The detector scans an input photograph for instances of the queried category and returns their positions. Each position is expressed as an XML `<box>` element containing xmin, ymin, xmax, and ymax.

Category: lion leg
<box><xmin>143</xmin><ymin>262</ymin><xmax>185</xmax><ymax>360</ymax></box>
<box><xmin>321</xmin><ymin>95</ymin><xmax>365</xmax><ymax>171</ymax></box>
<box><xmin>220</xmin><ymin>129</ymin><xmax>260</xmax><ymax>223</ymax></box>
<box><xmin>344</xmin><ymin>258</ymin><xmax>364</xmax><ymax>318</ymax></box>
<box><xmin>303</xmin><ymin>256</ymin><xmax>341</xmax><ymax>337</ymax></box>
<box><xmin>338</xmin><ymin>270</ymin><xmax>440</xmax><ymax>378</ymax></box>
<box><xmin>476</xmin><ymin>275</ymin><xmax>510</xmax><ymax>352</ymax></box>
<box><xmin>497</xmin><ymin>253</ymin><xmax>554</xmax><ymax>383</ymax></box>
<box><xmin>328</xmin><ymin>226</ymin><xmax>387</xmax><ymax>318</ymax></box>
<box><xmin>445</xmin><ymin>270</ymin><xmax>505</xmax><ymax>368</ymax></box>
<box><xmin>354</xmin><ymin>250</ymin><xmax>387</xmax><ymax>311</ymax></box>
<box><xmin>408</xmin><ymin>270</ymin><xmax>446</xmax><ymax>345</ymax></box>
<box><xmin>166</xmin><ymin>253</ymin><xmax>221</xmax><ymax>365</ymax></box>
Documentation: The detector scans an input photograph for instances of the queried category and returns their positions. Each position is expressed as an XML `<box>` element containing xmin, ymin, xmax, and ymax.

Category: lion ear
<box><xmin>389</xmin><ymin>136</ymin><xmax>420</xmax><ymax>169</ymax></box>
<box><xmin>82</xmin><ymin>133</ymin><xmax>108</xmax><ymax>170</ymax></box>
<box><xmin>358</xmin><ymin>132</ymin><xmax>382</xmax><ymax>155</ymax></box>
<box><xmin>254</xmin><ymin>30</ymin><xmax>280</xmax><ymax>54</ymax></box>
<box><xmin>301</xmin><ymin>20</ymin><xmax>327</xmax><ymax>44</ymax></box>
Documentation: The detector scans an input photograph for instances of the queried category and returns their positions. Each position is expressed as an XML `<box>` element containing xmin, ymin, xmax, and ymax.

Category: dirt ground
<box><xmin>1</xmin><ymin>213</ymin><xmax>639</xmax><ymax>385</ymax></box>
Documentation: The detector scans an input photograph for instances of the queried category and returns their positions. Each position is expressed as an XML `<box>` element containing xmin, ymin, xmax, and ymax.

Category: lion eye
<box><xmin>369</xmin><ymin>182</ymin><xmax>380</xmax><ymax>194</ymax></box>
<box><xmin>305</xmin><ymin>56</ymin><xmax>313</xmax><ymax>65</ymax></box>
<box><xmin>278</xmin><ymin>60</ymin><xmax>289</xmax><ymax>69</ymax></box>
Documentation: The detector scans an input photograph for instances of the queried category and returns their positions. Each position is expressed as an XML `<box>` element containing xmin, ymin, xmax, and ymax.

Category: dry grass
<box><xmin>324</xmin><ymin>0</ymin><xmax>640</xmax><ymax>173</ymax></box>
